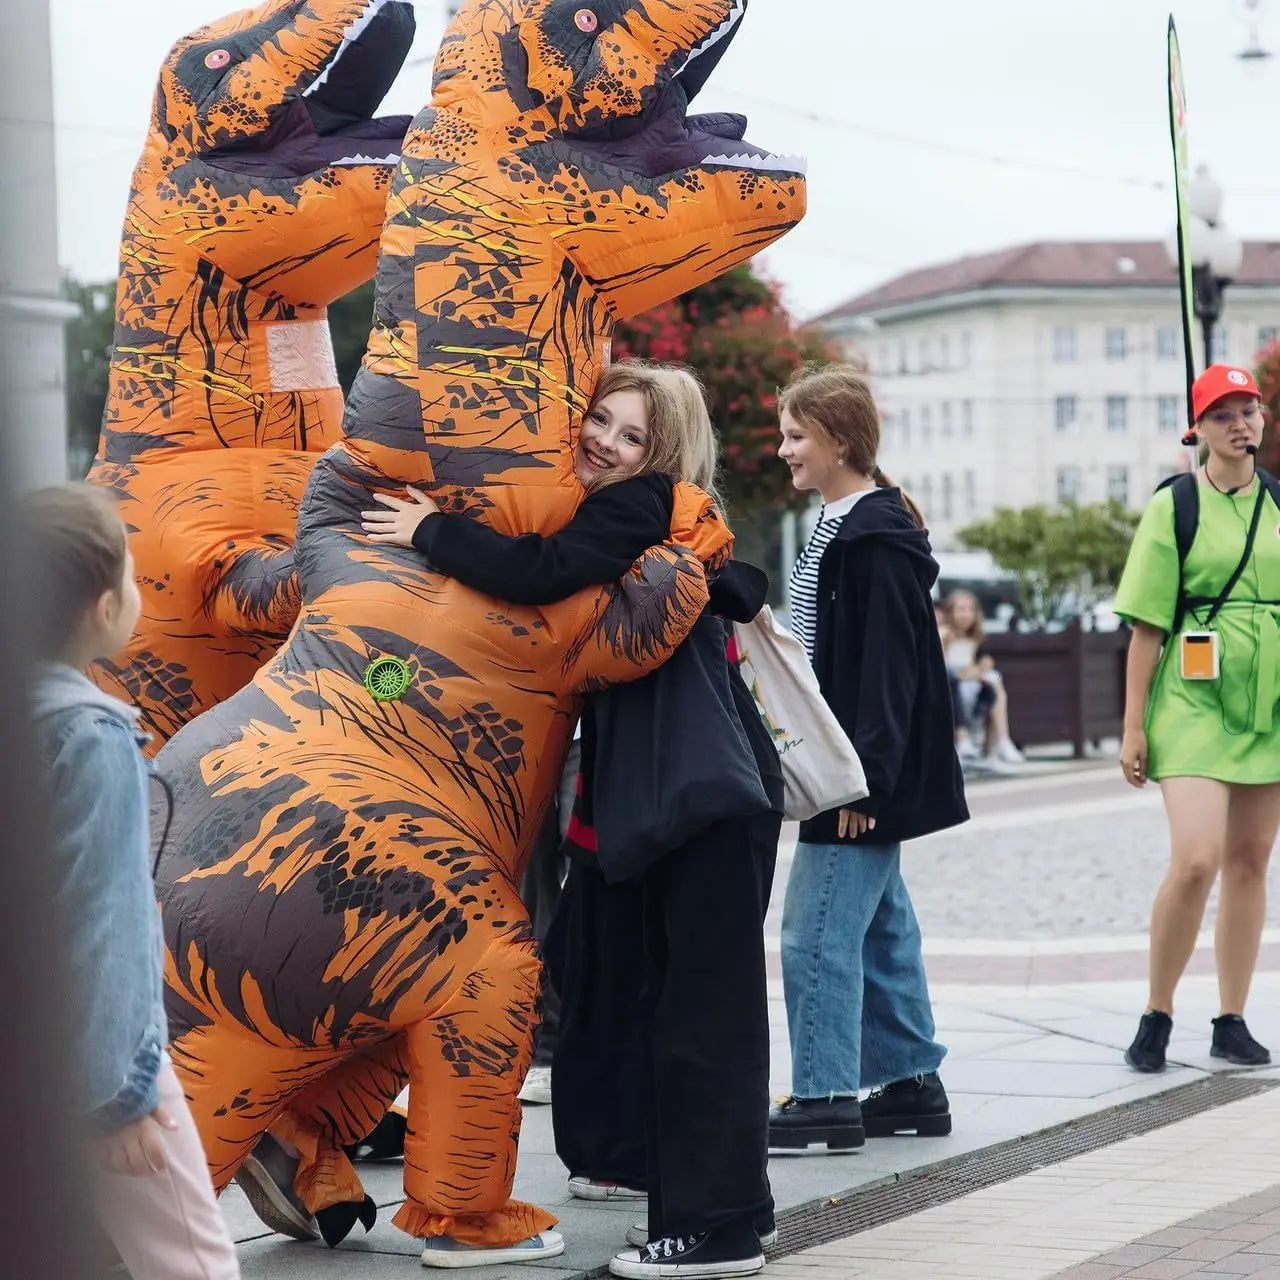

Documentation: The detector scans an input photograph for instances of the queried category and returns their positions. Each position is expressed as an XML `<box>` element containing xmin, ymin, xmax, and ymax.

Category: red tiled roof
<box><xmin>817</xmin><ymin>240</ymin><xmax>1280</xmax><ymax>322</ymax></box>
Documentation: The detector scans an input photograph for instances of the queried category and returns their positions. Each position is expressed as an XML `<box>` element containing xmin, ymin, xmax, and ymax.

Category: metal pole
<box><xmin>0</xmin><ymin>0</ymin><xmax>76</xmax><ymax>490</ymax></box>
<box><xmin>1202</xmin><ymin>313</ymin><xmax>1216</xmax><ymax>371</ymax></box>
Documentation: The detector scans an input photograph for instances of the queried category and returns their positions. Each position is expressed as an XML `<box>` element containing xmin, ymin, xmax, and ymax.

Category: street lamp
<box><xmin>1165</xmin><ymin>166</ymin><xmax>1245</xmax><ymax>369</ymax></box>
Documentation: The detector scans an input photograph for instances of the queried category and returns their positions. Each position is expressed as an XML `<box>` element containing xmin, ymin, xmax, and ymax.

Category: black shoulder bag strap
<box><xmin>1161</xmin><ymin>473</ymin><xmax>1199</xmax><ymax>638</ymax></box>
<box><xmin>1200</xmin><ymin>479</ymin><xmax>1268</xmax><ymax>629</ymax></box>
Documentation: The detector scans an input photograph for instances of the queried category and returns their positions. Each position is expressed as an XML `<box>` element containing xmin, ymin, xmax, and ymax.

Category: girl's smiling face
<box><xmin>575</xmin><ymin>389</ymin><xmax>651</xmax><ymax>489</ymax></box>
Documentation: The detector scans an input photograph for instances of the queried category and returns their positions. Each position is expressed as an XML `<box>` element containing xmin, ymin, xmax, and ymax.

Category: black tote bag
<box><xmin>590</xmin><ymin>613</ymin><xmax>773</xmax><ymax>884</ymax></box>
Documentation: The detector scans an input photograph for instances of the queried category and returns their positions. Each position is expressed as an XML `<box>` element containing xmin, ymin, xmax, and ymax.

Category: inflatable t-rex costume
<box><xmin>89</xmin><ymin>0</ymin><xmax>416</xmax><ymax>750</ymax></box>
<box><xmin>154</xmin><ymin>0</ymin><xmax>805</xmax><ymax>1249</ymax></box>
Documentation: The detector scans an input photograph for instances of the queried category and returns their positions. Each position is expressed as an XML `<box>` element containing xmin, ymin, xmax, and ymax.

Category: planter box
<box><xmin>982</xmin><ymin>621</ymin><xmax>1128</xmax><ymax>758</ymax></box>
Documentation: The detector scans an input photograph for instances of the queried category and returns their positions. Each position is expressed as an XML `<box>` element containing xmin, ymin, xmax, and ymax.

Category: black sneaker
<box><xmin>1211</xmin><ymin>1015</ymin><xmax>1272</xmax><ymax>1066</ymax></box>
<box><xmin>768</xmin><ymin>1095</ymin><xmax>865</xmax><ymax>1150</ymax></box>
<box><xmin>609</xmin><ymin>1221</ymin><xmax>764</xmax><ymax>1278</ymax></box>
<box><xmin>1125</xmin><ymin>1010</ymin><xmax>1173</xmax><ymax>1073</ymax></box>
<box><xmin>626</xmin><ymin>1212</ymin><xmax>777</xmax><ymax>1251</ymax></box>
<box><xmin>861</xmin><ymin>1073</ymin><xmax>952</xmax><ymax>1137</ymax></box>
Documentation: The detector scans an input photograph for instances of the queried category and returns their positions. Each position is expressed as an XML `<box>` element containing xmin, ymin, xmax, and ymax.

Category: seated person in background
<box><xmin>942</xmin><ymin>591</ymin><xmax>1023</xmax><ymax>767</ymax></box>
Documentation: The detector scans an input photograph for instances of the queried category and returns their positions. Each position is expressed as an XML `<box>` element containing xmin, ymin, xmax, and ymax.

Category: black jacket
<box><xmin>798</xmin><ymin>488</ymin><xmax>968</xmax><ymax>848</ymax></box>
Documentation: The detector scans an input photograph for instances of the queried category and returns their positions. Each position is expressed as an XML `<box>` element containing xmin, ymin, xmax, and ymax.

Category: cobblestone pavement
<box><xmin>772</xmin><ymin>768</ymin><xmax>1280</xmax><ymax>943</ymax></box>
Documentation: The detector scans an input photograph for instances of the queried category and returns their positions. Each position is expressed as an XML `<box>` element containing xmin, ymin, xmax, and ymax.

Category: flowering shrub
<box><xmin>613</xmin><ymin>264</ymin><xmax>842</xmax><ymax>517</ymax></box>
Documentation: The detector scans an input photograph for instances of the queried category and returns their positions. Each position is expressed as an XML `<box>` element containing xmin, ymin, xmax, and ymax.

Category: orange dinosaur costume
<box><xmin>89</xmin><ymin>0</ymin><xmax>416</xmax><ymax>749</ymax></box>
<box><xmin>154</xmin><ymin>0</ymin><xmax>806</xmax><ymax>1251</ymax></box>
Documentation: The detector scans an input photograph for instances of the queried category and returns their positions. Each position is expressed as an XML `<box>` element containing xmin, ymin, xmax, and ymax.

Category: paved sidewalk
<box><xmin>226</xmin><ymin>973</ymin><xmax>1280</xmax><ymax>1278</ymax></box>
<box><xmin>766</xmin><ymin>1070</ymin><xmax>1280</xmax><ymax>1280</ymax></box>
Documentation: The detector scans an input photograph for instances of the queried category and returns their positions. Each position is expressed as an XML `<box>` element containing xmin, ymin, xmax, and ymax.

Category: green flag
<box><xmin>1168</xmin><ymin>15</ymin><xmax>1196</xmax><ymax>429</ymax></box>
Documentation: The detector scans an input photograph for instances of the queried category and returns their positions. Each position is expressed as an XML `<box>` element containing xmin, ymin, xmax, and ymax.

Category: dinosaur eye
<box><xmin>204</xmin><ymin>49</ymin><xmax>231</xmax><ymax>70</ymax></box>
<box><xmin>574</xmin><ymin>9</ymin><xmax>599</xmax><ymax>32</ymax></box>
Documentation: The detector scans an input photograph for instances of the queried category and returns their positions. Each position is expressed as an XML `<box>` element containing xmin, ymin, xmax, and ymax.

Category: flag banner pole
<box><xmin>1168</xmin><ymin>15</ymin><xmax>1198</xmax><ymax>455</ymax></box>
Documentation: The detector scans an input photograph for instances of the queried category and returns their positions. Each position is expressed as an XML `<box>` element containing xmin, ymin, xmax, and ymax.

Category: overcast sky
<box><xmin>48</xmin><ymin>0</ymin><xmax>1280</xmax><ymax>320</ymax></box>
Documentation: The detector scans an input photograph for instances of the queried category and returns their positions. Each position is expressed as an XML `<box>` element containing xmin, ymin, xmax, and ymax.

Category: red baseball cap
<box><xmin>1193</xmin><ymin>364</ymin><xmax>1261</xmax><ymax>421</ymax></box>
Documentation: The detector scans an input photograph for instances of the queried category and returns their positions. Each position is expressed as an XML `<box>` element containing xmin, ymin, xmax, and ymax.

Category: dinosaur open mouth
<box><xmin>207</xmin><ymin>0</ymin><xmax>413</xmax><ymax>176</ymax></box>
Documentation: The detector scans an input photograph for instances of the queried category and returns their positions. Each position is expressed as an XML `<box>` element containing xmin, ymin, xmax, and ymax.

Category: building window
<box><xmin>1054</xmin><ymin>394</ymin><xmax>1079</xmax><ymax>432</ymax></box>
<box><xmin>1259</xmin><ymin>326</ymin><xmax>1280</xmax><ymax>353</ymax></box>
<box><xmin>919</xmin><ymin>475</ymin><xmax>934</xmax><ymax>514</ymax></box>
<box><xmin>1212</xmin><ymin>327</ymin><xmax>1230</xmax><ymax>361</ymax></box>
<box><xmin>899</xmin><ymin>408</ymin><xmax>911</xmax><ymax>448</ymax></box>
<box><xmin>1053</xmin><ymin>326</ymin><xmax>1077</xmax><ymax>363</ymax></box>
<box><xmin>960</xmin><ymin>332</ymin><xmax>972</xmax><ymax>367</ymax></box>
<box><xmin>964</xmin><ymin>469</ymin><xmax>977</xmax><ymax>514</ymax></box>
<box><xmin>1056</xmin><ymin>466</ymin><xmax>1082</xmax><ymax>504</ymax></box>
<box><xmin>919</xmin><ymin>337</ymin><xmax>932</xmax><ymax>371</ymax></box>
<box><xmin>1106</xmin><ymin>395</ymin><xmax>1129</xmax><ymax>432</ymax></box>
<box><xmin>898</xmin><ymin>340</ymin><xmax>909</xmax><ymax>373</ymax></box>
<box><xmin>877</xmin><ymin>343</ymin><xmax>889</xmax><ymax>375</ymax></box>
<box><xmin>1157</xmin><ymin>395</ymin><xmax>1181</xmax><ymax>434</ymax></box>
<box><xmin>881</xmin><ymin>412</ymin><xmax>894</xmax><ymax>450</ymax></box>
<box><xmin>939</xmin><ymin>335</ymin><xmax>951</xmax><ymax>370</ymax></box>
<box><xmin>961</xmin><ymin>400</ymin><xmax>974</xmax><ymax>436</ymax></box>
<box><xmin>1105</xmin><ymin>326</ymin><xmax>1127</xmax><ymax>361</ymax></box>
<box><xmin>1156</xmin><ymin>326</ymin><xmax>1178</xmax><ymax>361</ymax></box>
<box><xmin>921</xmin><ymin>405</ymin><xmax>932</xmax><ymax>445</ymax></box>
<box><xmin>1107</xmin><ymin>465</ymin><xmax>1130</xmax><ymax>506</ymax></box>
<box><xmin>941</xmin><ymin>473</ymin><xmax>954</xmax><ymax>520</ymax></box>
<box><xmin>941</xmin><ymin>402</ymin><xmax>953</xmax><ymax>437</ymax></box>
<box><xmin>1156</xmin><ymin>463</ymin><xmax>1180</xmax><ymax>485</ymax></box>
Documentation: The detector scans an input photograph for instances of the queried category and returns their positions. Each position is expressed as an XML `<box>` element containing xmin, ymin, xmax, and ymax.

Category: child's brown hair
<box><xmin>778</xmin><ymin>363</ymin><xmax>925</xmax><ymax>528</ymax></box>
<box><xmin>18</xmin><ymin>484</ymin><xmax>128</xmax><ymax>657</ymax></box>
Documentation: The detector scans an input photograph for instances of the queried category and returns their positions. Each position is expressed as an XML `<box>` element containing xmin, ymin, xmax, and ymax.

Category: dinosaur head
<box><xmin>431</xmin><ymin>0</ymin><xmax>806</xmax><ymax>318</ymax></box>
<box><xmin>146</xmin><ymin>0</ymin><xmax>417</xmax><ymax>305</ymax></box>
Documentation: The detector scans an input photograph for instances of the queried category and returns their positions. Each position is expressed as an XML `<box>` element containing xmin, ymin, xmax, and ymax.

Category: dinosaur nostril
<box><xmin>204</xmin><ymin>49</ymin><xmax>232</xmax><ymax>70</ymax></box>
<box><xmin>574</xmin><ymin>9</ymin><xmax>598</xmax><ymax>33</ymax></box>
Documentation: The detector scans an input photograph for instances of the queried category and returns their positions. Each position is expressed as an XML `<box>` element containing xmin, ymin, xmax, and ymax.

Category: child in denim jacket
<box><xmin>25</xmin><ymin>484</ymin><xmax>239</xmax><ymax>1279</ymax></box>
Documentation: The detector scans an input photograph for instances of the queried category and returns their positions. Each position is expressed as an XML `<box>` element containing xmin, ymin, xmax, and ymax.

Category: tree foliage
<box><xmin>957</xmin><ymin>501</ymin><xmax>1140</xmax><ymax>627</ymax></box>
<box><xmin>1257</xmin><ymin>339</ymin><xmax>1280</xmax><ymax>474</ymax></box>
<box><xmin>613</xmin><ymin>263</ymin><xmax>841</xmax><ymax>518</ymax></box>
<box><xmin>62</xmin><ymin>276</ymin><xmax>116</xmax><ymax>477</ymax></box>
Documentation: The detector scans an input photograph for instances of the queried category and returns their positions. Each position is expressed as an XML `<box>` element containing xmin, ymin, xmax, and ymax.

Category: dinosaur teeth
<box><xmin>702</xmin><ymin>151</ymin><xmax>808</xmax><ymax>177</ymax></box>
<box><xmin>680</xmin><ymin>0</ymin><xmax>747</xmax><ymax>70</ymax></box>
<box><xmin>305</xmin><ymin>0</ymin><xmax>402</xmax><ymax>97</ymax></box>
<box><xmin>332</xmin><ymin>152</ymin><xmax>402</xmax><ymax>166</ymax></box>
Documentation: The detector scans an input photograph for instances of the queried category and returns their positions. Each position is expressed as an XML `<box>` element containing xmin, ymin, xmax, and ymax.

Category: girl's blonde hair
<box><xmin>585</xmin><ymin>361</ymin><xmax>719</xmax><ymax>495</ymax></box>
<box><xmin>778</xmin><ymin>363</ymin><xmax>925</xmax><ymax>529</ymax></box>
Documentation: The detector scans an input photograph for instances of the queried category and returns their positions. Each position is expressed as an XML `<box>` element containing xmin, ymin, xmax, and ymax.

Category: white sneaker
<box><xmin>995</xmin><ymin>737</ymin><xmax>1025</xmax><ymax>764</ymax></box>
<box><xmin>956</xmin><ymin>733</ymin><xmax>979</xmax><ymax>761</ymax></box>
<box><xmin>519</xmin><ymin>1066</ymin><xmax>553</xmax><ymax>1106</ymax></box>
<box><xmin>420</xmin><ymin>1229</ymin><xmax>564</xmax><ymax>1268</ymax></box>
<box><xmin>568</xmin><ymin>1176</ymin><xmax>647</xmax><ymax>1201</ymax></box>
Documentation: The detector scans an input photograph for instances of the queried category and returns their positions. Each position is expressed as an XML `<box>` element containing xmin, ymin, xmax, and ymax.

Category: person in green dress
<box><xmin>1116</xmin><ymin>364</ymin><xmax>1280</xmax><ymax>1073</ymax></box>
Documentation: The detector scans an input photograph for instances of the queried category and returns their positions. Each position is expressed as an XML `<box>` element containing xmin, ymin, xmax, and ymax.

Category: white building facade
<box><xmin>817</xmin><ymin>241</ymin><xmax>1280</xmax><ymax>549</ymax></box>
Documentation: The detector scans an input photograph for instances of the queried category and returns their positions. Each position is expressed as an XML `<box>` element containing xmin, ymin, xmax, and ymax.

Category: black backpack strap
<box><xmin>1260</xmin><ymin>467</ymin><xmax>1280</xmax><ymax>518</ymax></box>
<box><xmin>1156</xmin><ymin>472</ymin><xmax>1199</xmax><ymax>636</ymax></box>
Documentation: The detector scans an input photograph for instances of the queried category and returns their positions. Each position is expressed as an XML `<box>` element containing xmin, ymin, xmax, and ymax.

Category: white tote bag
<box><xmin>732</xmin><ymin>606</ymin><xmax>869</xmax><ymax>822</ymax></box>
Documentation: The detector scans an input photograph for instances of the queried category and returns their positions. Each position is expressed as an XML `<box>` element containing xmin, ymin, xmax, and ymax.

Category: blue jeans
<box><xmin>781</xmin><ymin>841</ymin><xmax>945</xmax><ymax>1097</ymax></box>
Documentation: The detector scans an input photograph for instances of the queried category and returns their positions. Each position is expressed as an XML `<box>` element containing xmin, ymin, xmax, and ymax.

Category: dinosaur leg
<box><xmin>391</xmin><ymin>929</ymin><xmax>557</xmax><ymax>1247</ymax></box>
<box><xmin>168</xmin><ymin>1023</ymin><xmax>346</xmax><ymax>1194</ymax></box>
<box><xmin>271</xmin><ymin>1035</ymin><xmax>410</xmax><ymax>1215</ymax></box>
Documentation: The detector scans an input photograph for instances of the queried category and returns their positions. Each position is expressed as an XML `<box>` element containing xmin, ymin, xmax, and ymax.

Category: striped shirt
<box><xmin>788</xmin><ymin>490</ymin><xmax>873</xmax><ymax>660</ymax></box>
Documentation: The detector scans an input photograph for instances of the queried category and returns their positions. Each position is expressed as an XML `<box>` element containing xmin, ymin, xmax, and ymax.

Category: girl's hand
<box><xmin>1119</xmin><ymin>728</ymin><xmax>1148</xmax><ymax>789</ymax></box>
<box><xmin>96</xmin><ymin>1104</ymin><xmax>177</xmax><ymax>1177</ymax></box>
<box><xmin>838</xmin><ymin>808</ymin><xmax>876</xmax><ymax>839</ymax></box>
<box><xmin>361</xmin><ymin>487</ymin><xmax>438</xmax><ymax>547</ymax></box>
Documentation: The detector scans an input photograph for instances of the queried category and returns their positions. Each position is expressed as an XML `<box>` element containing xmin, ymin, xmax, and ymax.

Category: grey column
<box><xmin>0</xmin><ymin>0</ymin><xmax>75</xmax><ymax>490</ymax></box>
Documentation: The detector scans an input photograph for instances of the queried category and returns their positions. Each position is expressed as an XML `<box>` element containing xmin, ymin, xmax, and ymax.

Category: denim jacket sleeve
<box><xmin>47</xmin><ymin>712</ymin><xmax>165</xmax><ymax>1132</ymax></box>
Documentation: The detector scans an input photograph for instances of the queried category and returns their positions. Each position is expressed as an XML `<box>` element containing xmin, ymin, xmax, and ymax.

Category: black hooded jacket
<box><xmin>798</xmin><ymin>487</ymin><xmax>969</xmax><ymax>848</ymax></box>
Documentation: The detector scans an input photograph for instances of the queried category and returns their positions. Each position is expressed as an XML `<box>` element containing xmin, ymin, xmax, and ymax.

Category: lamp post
<box><xmin>1165</xmin><ymin>166</ymin><xmax>1245</xmax><ymax>370</ymax></box>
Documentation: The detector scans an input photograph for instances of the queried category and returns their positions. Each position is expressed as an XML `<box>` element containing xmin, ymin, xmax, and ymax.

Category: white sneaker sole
<box><xmin>569</xmin><ymin>1179</ymin><xmax>647</xmax><ymax>1201</ymax></box>
<box><xmin>420</xmin><ymin>1230</ymin><xmax>565</xmax><ymax>1269</ymax></box>
<box><xmin>627</xmin><ymin>1226</ymin><xmax>778</xmax><ymax>1249</ymax></box>
<box><xmin>609</xmin><ymin>1252</ymin><xmax>764</xmax><ymax>1278</ymax></box>
<box><xmin>233</xmin><ymin>1156</ymin><xmax>319</xmax><ymax>1241</ymax></box>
